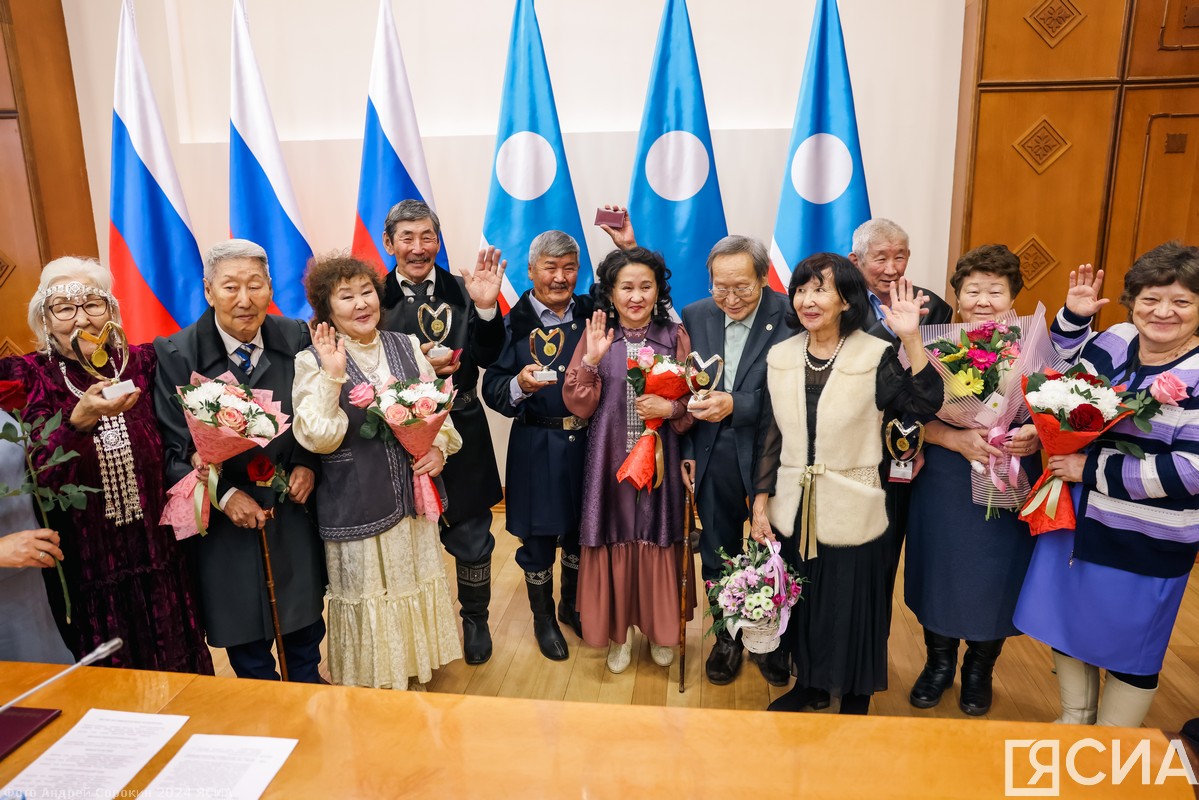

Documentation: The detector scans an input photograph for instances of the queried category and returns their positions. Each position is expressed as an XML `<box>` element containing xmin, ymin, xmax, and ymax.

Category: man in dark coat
<box><xmin>378</xmin><ymin>199</ymin><xmax>506</xmax><ymax>664</ymax></box>
<box><xmin>154</xmin><ymin>239</ymin><xmax>326</xmax><ymax>682</ymax></box>
<box><xmin>680</xmin><ymin>235</ymin><xmax>794</xmax><ymax>687</ymax></box>
<box><xmin>482</xmin><ymin>230</ymin><xmax>594</xmax><ymax>661</ymax></box>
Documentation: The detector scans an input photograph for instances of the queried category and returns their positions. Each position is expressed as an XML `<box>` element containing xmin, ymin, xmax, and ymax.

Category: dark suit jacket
<box><xmin>863</xmin><ymin>284</ymin><xmax>953</xmax><ymax>344</ymax></box>
<box><xmin>680</xmin><ymin>290</ymin><xmax>793</xmax><ymax>495</ymax></box>
<box><xmin>380</xmin><ymin>266</ymin><xmax>504</xmax><ymax>523</ymax></box>
<box><xmin>153</xmin><ymin>309</ymin><xmax>325</xmax><ymax>648</ymax></box>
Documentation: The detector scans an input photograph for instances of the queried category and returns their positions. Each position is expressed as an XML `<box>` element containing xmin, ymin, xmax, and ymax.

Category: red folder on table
<box><xmin>0</xmin><ymin>706</ymin><xmax>60</xmax><ymax>761</ymax></box>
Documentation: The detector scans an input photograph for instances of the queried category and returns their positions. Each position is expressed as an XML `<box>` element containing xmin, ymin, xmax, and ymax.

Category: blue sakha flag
<box><xmin>628</xmin><ymin>0</ymin><xmax>727</xmax><ymax>310</ymax></box>
<box><xmin>481</xmin><ymin>0</ymin><xmax>590</xmax><ymax>313</ymax></box>
<box><xmin>769</xmin><ymin>0</ymin><xmax>870</xmax><ymax>292</ymax></box>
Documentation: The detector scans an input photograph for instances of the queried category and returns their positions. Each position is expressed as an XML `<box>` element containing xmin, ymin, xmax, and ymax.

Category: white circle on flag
<box><xmin>495</xmin><ymin>131</ymin><xmax>557</xmax><ymax>201</ymax></box>
<box><xmin>645</xmin><ymin>131</ymin><xmax>710</xmax><ymax>202</ymax></box>
<box><xmin>790</xmin><ymin>133</ymin><xmax>854</xmax><ymax>204</ymax></box>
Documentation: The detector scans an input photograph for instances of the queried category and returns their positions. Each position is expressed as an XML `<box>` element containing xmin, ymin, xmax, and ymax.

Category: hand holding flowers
<box><xmin>617</xmin><ymin>351</ymin><xmax>689</xmax><ymax>491</ymax></box>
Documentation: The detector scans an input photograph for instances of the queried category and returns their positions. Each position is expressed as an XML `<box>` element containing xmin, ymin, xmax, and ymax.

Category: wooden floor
<box><xmin>208</xmin><ymin>511</ymin><xmax>1199</xmax><ymax>732</ymax></box>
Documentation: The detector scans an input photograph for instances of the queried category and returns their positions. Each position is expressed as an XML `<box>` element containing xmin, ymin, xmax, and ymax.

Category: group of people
<box><xmin>1</xmin><ymin>199</ymin><xmax>1196</xmax><ymax>735</ymax></box>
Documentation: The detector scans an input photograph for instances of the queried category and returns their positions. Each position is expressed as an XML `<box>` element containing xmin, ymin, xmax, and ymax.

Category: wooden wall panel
<box><xmin>965</xmin><ymin>89</ymin><xmax>1118</xmax><ymax>317</ymax></box>
<box><xmin>0</xmin><ymin>119</ymin><xmax>42</xmax><ymax>355</ymax></box>
<box><xmin>979</xmin><ymin>0</ymin><xmax>1128</xmax><ymax>83</ymax></box>
<box><xmin>0</xmin><ymin>19</ymin><xmax>13</xmax><ymax>112</ymax></box>
<box><xmin>1127</xmin><ymin>0</ymin><xmax>1199</xmax><ymax>78</ymax></box>
<box><xmin>1101</xmin><ymin>85</ymin><xmax>1199</xmax><ymax>326</ymax></box>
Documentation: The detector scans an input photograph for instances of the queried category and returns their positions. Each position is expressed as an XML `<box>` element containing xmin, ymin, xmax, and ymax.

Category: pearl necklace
<box><xmin>803</xmin><ymin>333</ymin><xmax>846</xmax><ymax>372</ymax></box>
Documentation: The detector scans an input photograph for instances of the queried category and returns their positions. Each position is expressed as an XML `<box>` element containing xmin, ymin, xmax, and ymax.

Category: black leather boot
<box><xmin>457</xmin><ymin>559</ymin><xmax>492</xmax><ymax>665</ymax></box>
<box><xmin>909</xmin><ymin>627</ymin><xmax>960</xmax><ymax>709</ymax></box>
<box><xmin>526</xmin><ymin>569</ymin><xmax>568</xmax><ymax>661</ymax></box>
<box><xmin>706</xmin><ymin>625</ymin><xmax>743</xmax><ymax>685</ymax></box>
<box><xmin>749</xmin><ymin>642</ymin><xmax>791</xmax><ymax>687</ymax></box>
<box><xmin>959</xmin><ymin>638</ymin><xmax>1004</xmax><ymax>716</ymax></box>
<box><xmin>557</xmin><ymin>552</ymin><xmax>583</xmax><ymax>638</ymax></box>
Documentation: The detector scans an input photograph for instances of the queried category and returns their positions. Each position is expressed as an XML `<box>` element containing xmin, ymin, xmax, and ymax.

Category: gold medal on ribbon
<box><xmin>885</xmin><ymin>420</ymin><xmax>924</xmax><ymax>463</ymax></box>
<box><xmin>70</xmin><ymin>322</ymin><xmax>136</xmax><ymax>399</ymax></box>
<box><xmin>530</xmin><ymin>328</ymin><xmax>566</xmax><ymax>382</ymax></box>
<box><xmin>684</xmin><ymin>351</ymin><xmax>724</xmax><ymax>411</ymax></box>
<box><xmin>417</xmin><ymin>303</ymin><xmax>453</xmax><ymax>346</ymax></box>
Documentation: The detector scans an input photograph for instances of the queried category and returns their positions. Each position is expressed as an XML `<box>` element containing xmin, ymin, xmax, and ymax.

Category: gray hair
<box><xmin>27</xmin><ymin>256</ymin><xmax>123</xmax><ymax>354</ymax></box>
<box><xmin>383</xmin><ymin>199</ymin><xmax>441</xmax><ymax>240</ymax></box>
<box><xmin>705</xmin><ymin>235</ymin><xmax>770</xmax><ymax>281</ymax></box>
<box><xmin>204</xmin><ymin>239</ymin><xmax>270</xmax><ymax>283</ymax></box>
<box><xmin>851</xmin><ymin>218</ymin><xmax>910</xmax><ymax>260</ymax></box>
<box><xmin>528</xmin><ymin>230</ymin><xmax>579</xmax><ymax>267</ymax></box>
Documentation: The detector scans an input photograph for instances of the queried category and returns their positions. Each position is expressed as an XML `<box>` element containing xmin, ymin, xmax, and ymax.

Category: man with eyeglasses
<box><xmin>679</xmin><ymin>235</ymin><xmax>793</xmax><ymax>687</ymax></box>
<box><xmin>378</xmin><ymin>199</ymin><xmax>507</xmax><ymax>665</ymax></box>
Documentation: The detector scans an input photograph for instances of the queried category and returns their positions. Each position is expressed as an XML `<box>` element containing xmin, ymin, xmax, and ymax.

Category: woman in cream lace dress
<box><xmin>293</xmin><ymin>255</ymin><xmax>462</xmax><ymax>689</ymax></box>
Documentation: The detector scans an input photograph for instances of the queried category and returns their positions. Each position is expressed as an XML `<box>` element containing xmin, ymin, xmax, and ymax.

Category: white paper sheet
<box><xmin>138</xmin><ymin>734</ymin><xmax>298</xmax><ymax>800</ymax></box>
<box><xmin>0</xmin><ymin>708</ymin><xmax>188</xmax><ymax>800</ymax></box>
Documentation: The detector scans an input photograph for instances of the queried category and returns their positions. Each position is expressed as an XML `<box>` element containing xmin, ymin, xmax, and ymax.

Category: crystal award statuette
<box><xmin>417</xmin><ymin>303</ymin><xmax>454</xmax><ymax>360</ymax></box>
<box><xmin>684</xmin><ymin>351</ymin><xmax>724</xmax><ymax>412</ymax></box>
<box><xmin>529</xmin><ymin>327</ymin><xmax>565</xmax><ymax>383</ymax></box>
<box><xmin>70</xmin><ymin>322</ymin><xmax>136</xmax><ymax>399</ymax></box>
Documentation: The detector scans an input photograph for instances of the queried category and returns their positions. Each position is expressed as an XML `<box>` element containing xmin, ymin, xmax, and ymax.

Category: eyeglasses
<box><xmin>710</xmin><ymin>285</ymin><xmax>760</xmax><ymax>300</ymax></box>
<box><xmin>48</xmin><ymin>299</ymin><xmax>109</xmax><ymax>321</ymax></box>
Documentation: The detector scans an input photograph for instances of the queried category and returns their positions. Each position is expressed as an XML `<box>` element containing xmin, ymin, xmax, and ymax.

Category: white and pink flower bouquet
<box><xmin>355</xmin><ymin>375</ymin><xmax>456</xmax><ymax>522</ymax></box>
<box><xmin>619</xmin><ymin>348</ymin><xmax>689</xmax><ymax>491</ymax></box>
<box><xmin>705</xmin><ymin>540</ymin><xmax>804</xmax><ymax>654</ymax></box>
<box><xmin>161</xmin><ymin>371</ymin><xmax>290</xmax><ymax>538</ymax></box>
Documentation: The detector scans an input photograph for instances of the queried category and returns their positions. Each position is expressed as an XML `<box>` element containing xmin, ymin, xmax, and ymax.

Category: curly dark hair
<box><xmin>304</xmin><ymin>254</ymin><xmax>386</xmax><ymax>329</ymax></box>
<box><xmin>1120</xmin><ymin>241</ymin><xmax>1199</xmax><ymax>314</ymax></box>
<box><xmin>949</xmin><ymin>244</ymin><xmax>1024</xmax><ymax>297</ymax></box>
<box><xmin>785</xmin><ymin>252</ymin><xmax>872</xmax><ymax>336</ymax></box>
<box><xmin>591</xmin><ymin>247</ymin><xmax>673</xmax><ymax>326</ymax></box>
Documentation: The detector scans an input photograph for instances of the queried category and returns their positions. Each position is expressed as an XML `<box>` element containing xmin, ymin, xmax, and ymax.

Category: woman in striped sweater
<box><xmin>1014</xmin><ymin>242</ymin><xmax>1199</xmax><ymax>728</ymax></box>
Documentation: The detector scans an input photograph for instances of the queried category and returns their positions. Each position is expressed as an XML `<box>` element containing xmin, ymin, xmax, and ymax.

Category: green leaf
<box><xmin>0</xmin><ymin>421</ymin><xmax>21</xmax><ymax>442</ymax></box>
<box><xmin>1133</xmin><ymin>415</ymin><xmax>1153</xmax><ymax>434</ymax></box>
<box><xmin>38</xmin><ymin>495</ymin><xmax>54</xmax><ymax>512</ymax></box>
<box><xmin>41</xmin><ymin>410</ymin><xmax>62</xmax><ymax>438</ymax></box>
<box><xmin>1114</xmin><ymin>440</ymin><xmax>1146</xmax><ymax>460</ymax></box>
<box><xmin>68</xmin><ymin>492</ymin><xmax>88</xmax><ymax>510</ymax></box>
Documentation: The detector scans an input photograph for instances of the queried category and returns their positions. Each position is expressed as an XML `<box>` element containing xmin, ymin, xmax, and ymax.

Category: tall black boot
<box><xmin>959</xmin><ymin>638</ymin><xmax>1004</xmax><ymax>716</ymax></box>
<box><xmin>557</xmin><ymin>552</ymin><xmax>582</xmax><ymax>638</ymax></box>
<box><xmin>705</xmin><ymin>621</ymin><xmax>743</xmax><ymax>685</ymax></box>
<box><xmin>456</xmin><ymin>559</ymin><xmax>492</xmax><ymax>665</ymax></box>
<box><xmin>909</xmin><ymin>627</ymin><xmax>960</xmax><ymax>709</ymax></box>
<box><xmin>525</xmin><ymin>569</ymin><xmax>568</xmax><ymax>661</ymax></box>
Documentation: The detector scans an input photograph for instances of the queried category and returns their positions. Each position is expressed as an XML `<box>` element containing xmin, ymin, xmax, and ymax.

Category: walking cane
<box><xmin>258</xmin><ymin>508</ymin><xmax>289</xmax><ymax>681</ymax></box>
<box><xmin>679</xmin><ymin>475</ymin><xmax>698</xmax><ymax>693</ymax></box>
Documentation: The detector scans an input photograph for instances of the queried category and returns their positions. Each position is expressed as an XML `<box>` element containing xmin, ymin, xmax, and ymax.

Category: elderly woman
<box><xmin>904</xmin><ymin>244</ymin><xmax>1042</xmax><ymax>716</ymax></box>
<box><xmin>1014</xmin><ymin>242</ymin><xmax>1199</xmax><ymax>727</ymax></box>
<box><xmin>751</xmin><ymin>253</ymin><xmax>941</xmax><ymax>714</ymax></box>
<box><xmin>0</xmin><ymin>258</ymin><xmax>211</xmax><ymax>672</ymax></box>
<box><xmin>563</xmin><ymin>247</ymin><xmax>694</xmax><ymax>673</ymax></box>
<box><xmin>293</xmin><ymin>255</ymin><xmax>462</xmax><ymax>689</ymax></box>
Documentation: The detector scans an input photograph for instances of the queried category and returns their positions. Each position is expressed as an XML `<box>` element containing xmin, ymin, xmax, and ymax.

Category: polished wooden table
<box><xmin>0</xmin><ymin>662</ymin><xmax>1194</xmax><ymax>798</ymax></box>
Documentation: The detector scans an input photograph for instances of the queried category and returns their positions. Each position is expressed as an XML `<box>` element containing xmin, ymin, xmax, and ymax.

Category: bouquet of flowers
<box><xmin>1018</xmin><ymin>365</ymin><xmax>1165</xmax><ymax>535</ymax></box>
<box><xmin>705</xmin><ymin>540</ymin><xmax>804</xmax><ymax>654</ymax></box>
<box><xmin>901</xmin><ymin>304</ymin><xmax>1066</xmax><ymax>515</ymax></box>
<box><xmin>356</xmin><ymin>375</ymin><xmax>455</xmax><ymax>523</ymax></box>
<box><xmin>616</xmin><ymin>347</ymin><xmax>689</xmax><ymax>491</ymax></box>
<box><xmin>160</xmin><ymin>371</ymin><xmax>291</xmax><ymax>539</ymax></box>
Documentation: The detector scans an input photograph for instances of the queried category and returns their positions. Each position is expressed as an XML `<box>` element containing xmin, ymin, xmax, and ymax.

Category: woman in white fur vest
<box><xmin>751</xmin><ymin>253</ymin><xmax>942</xmax><ymax>714</ymax></box>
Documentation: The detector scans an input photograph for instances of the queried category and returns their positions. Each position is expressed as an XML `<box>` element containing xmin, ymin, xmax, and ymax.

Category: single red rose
<box><xmin>246</xmin><ymin>454</ymin><xmax>275</xmax><ymax>483</ymax></box>
<box><xmin>0</xmin><ymin>380</ymin><xmax>27</xmax><ymax>413</ymax></box>
<box><xmin>1066</xmin><ymin>403</ymin><xmax>1104</xmax><ymax>432</ymax></box>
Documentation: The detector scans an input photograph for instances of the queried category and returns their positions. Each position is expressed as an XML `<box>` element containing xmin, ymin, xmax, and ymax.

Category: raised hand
<box><xmin>461</xmin><ymin>246</ymin><xmax>507</xmax><ymax>310</ymax></box>
<box><xmin>1065</xmin><ymin>263</ymin><xmax>1109</xmax><ymax>318</ymax></box>
<box><xmin>882</xmin><ymin>277</ymin><xmax>929</xmax><ymax>340</ymax></box>
<box><xmin>582</xmin><ymin>309</ymin><xmax>615</xmax><ymax>367</ymax></box>
<box><xmin>313</xmin><ymin>322</ymin><xmax>347</xmax><ymax>379</ymax></box>
<box><xmin>599</xmin><ymin>204</ymin><xmax>637</xmax><ymax>250</ymax></box>
<box><xmin>68</xmin><ymin>382</ymin><xmax>141</xmax><ymax>431</ymax></box>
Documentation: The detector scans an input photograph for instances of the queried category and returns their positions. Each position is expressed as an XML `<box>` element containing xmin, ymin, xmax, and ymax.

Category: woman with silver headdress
<box><xmin>0</xmin><ymin>257</ymin><xmax>211</xmax><ymax>672</ymax></box>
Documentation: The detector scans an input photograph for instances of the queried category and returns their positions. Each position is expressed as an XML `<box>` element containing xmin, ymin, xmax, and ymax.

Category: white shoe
<box><xmin>1052</xmin><ymin>652</ymin><xmax>1099</xmax><ymax>724</ymax></box>
<box><xmin>650</xmin><ymin>643</ymin><xmax>675</xmax><ymax>667</ymax></box>
<box><xmin>1096</xmin><ymin>675</ymin><xmax>1156</xmax><ymax>728</ymax></box>
<box><xmin>607</xmin><ymin>627</ymin><xmax>634</xmax><ymax>674</ymax></box>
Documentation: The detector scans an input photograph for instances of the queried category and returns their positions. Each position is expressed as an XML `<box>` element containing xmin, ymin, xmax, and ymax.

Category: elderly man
<box><xmin>481</xmin><ymin>231</ymin><xmax>594</xmax><ymax>660</ymax></box>
<box><xmin>378</xmin><ymin>200</ymin><xmax>506</xmax><ymax>665</ymax></box>
<box><xmin>679</xmin><ymin>236</ymin><xmax>793</xmax><ymax>687</ymax></box>
<box><xmin>154</xmin><ymin>239</ymin><xmax>325</xmax><ymax>682</ymax></box>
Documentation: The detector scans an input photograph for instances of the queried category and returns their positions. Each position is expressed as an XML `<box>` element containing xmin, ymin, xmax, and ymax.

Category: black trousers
<box><xmin>696</xmin><ymin>426</ymin><xmax>751</xmax><ymax>585</ymax></box>
<box><xmin>515</xmin><ymin>531</ymin><xmax>581</xmax><ymax>573</ymax></box>
<box><xmin>225</xmin><ymin>617</ymin><xmax>325</xmax><ymax>683</ymax></box>
<box><xmin>440</xmin><ymin>509</ymin><xmax>496</xmax><ymax>565</ymax></box>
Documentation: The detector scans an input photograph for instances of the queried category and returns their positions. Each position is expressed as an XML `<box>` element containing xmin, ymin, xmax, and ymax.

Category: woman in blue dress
<box><xmin>1013</xmin><ymin>242</ymin><xmax>1199</xmax><ymax>727</ymax></box>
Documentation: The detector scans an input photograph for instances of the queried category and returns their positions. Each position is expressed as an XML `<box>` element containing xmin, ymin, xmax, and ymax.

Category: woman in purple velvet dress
<box><xmin>0</xmin><ymin>257</ymin><xmax>211</xmax><ymax>672</ymax></box>
<box><xmin>564</xmin><ymin>247</ymin><xmax>695</xmax><ymax>674</ymax></box>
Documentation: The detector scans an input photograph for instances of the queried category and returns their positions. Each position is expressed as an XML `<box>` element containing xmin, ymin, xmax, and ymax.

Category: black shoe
<box><xmin>959</xmin><ymin>638</ymin><xmax>1004</xmax><ymax>716</ymax></box>
<box><xmin>1181</xmin><ymin>717</ymin><xmax>1199</xmax><ymax>750</ymax></box>
<box><xmin>557</xmin><ymin>553</ymin><xmax>583</xmax><ymax>638</ymax></box>
<box><xmin>767</xmin><ymin>684</ymin><xmax>831</xmax><ymax>713</ymax></box>
<box><xmin>526</xmin><ymin>570</ymin><xmax>568</xmax><ymax>661</ymax></box>
<box><xmin>705</xmin><ymin>629</ymin><xmax>743</xmax><ymax>685</ymax></box>
<box><xmin>749</xmin><ymin>645</ymin><xmax>791</xmax><ymax>687</ymax></box>
<box><xmin>909</xmin><ymin>628</ymin><xmax>960</xmax><ymax>709</ymax></box>
<box><xmin>457</xmin><ymin>559</ymin><xmax>493</xmax><ymax>665</ymax></box>
<box><xmin>839</xmin><ymin>693</ymin><xmax>871</xmax><ymax>715</ymax></box>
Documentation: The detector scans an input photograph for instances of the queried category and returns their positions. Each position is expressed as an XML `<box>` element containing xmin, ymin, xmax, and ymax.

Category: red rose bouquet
<box><xmin>616</xmin><ymin>348</ymin><xmax>689</xmax><ymax>491</ymax></box>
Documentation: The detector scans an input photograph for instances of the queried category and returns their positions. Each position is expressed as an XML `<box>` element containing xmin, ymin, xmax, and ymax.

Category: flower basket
<box><xmin>740</xmin><ymin>618</ymin><xmax>782</xmax><ymax>654</ymax></box>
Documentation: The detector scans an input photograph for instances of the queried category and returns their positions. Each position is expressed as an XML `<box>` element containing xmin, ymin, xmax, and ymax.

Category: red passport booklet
<box><xmin>0</xmin><ymin>706</ymin><xmax>61</xmax><ymax>761</ymax></box>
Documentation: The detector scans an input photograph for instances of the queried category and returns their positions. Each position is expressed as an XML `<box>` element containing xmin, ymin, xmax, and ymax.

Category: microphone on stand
<box><xmin>0</xmin><ymin>638</ymin><xmax>123</xmax><ymax>715</ymax></box>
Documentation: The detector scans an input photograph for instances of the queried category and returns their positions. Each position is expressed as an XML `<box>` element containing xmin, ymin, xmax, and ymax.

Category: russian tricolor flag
<box><xmin>109</xmin><ymin>0</ymin><xmax>204</xmax><ymax>344</ymax></box>
<box><xmin>230</xmin><ymin>0</ymin><xmax>313</xmax><ymax>319</ymax></box>
<box><xmin>352</xmin><ymin>0</ymin><xmax>446</xmax><ymax>274</ymax></box>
